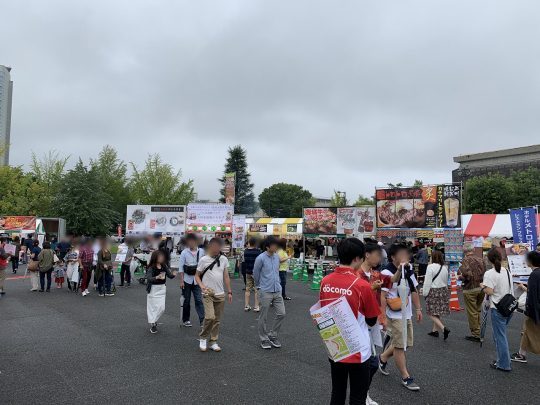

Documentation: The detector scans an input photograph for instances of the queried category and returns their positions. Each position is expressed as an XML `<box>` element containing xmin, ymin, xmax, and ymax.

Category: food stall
<box><xmin>375</xmin><ymin>184</ymin><xmax>464</xmax><ymax>279</ymax></box>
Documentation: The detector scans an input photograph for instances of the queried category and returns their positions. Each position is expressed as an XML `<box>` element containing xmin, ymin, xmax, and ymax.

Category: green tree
<box><xmin>0</xmin><ymin>166</ymin><xmax>47</xmax><ymax>215</ymax></box>
<box><xmin>354</xmin><ymin>194</ymin><xmax>374</xmax><ymax>206</ymax></box>
<box><xmin>218</xmin><ymin>145</ymin><xmax>256</xmax><ymax>214</ymax></box>
<box><xmin>330</xmin><ymin>190</ymin><xmax>348</xmax><ymax>207</ymax></box>
<box><xmin>413</xmin><ymin>179</ymin><xmax>423</xmax><ymax>187</ymax></box>
<box><xmin>90</xmin><ymin>145</ymin><xmax>130</xmax><ymax>225</ymax></box>
<box><xmin>464</xmin><ymin>174</ymin><xmax>513</xmax><ymax>214</ymax></box>
<box><xmin>55</xmin><ymin>160</ymin><xmax>119</xmax><ymax>235</ymax></box>
<box><xmin>387</xmin><ymin>182</ymin><xmax>403</xmax><ymax>188</ymax></box>
<box><xmin>259</xmin><ymin>183</ymin><xmax>315</xmax><ymax>217</ymax></box>
<box><xmin>130</xmin><ymin>154</ymin><xmax>195</xmax><ymax>205</ymax></box>
<box><xmin>29</xmin><ymin>150</ymin><xmax>69</xmax><ymax>216</ymax></box>
<box><xmin>509</xmin><ymin>167</ymin><xmax>540</xmax><ymax>208</ymax></box>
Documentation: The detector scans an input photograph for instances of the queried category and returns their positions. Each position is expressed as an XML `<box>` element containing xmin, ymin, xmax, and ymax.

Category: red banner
<box><xmin>0</xmin><ymin>216</ymin><xmax>37</xmax><ymax>231</ymax></box>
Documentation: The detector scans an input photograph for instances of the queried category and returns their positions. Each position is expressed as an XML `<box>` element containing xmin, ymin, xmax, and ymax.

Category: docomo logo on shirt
<box><xmin>322</xmin><ymin>285</ymin><xmax>353</xmax><ymax>296</ymax></box>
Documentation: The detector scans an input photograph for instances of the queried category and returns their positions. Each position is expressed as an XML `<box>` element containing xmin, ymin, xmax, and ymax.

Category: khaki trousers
<box><xmin>463</xmin><ymin>288</ymin><xmax>485</xmax><ymax>338</ymax></box>
<box><xmin>199</xmin><ymin>294</ymin><xmax>225</xmax><ymax>344</ymax></box>
<box><xmin>0</xmin><ymin>268</ymin><xmax>6</xmax><ymax>291</ymax></box>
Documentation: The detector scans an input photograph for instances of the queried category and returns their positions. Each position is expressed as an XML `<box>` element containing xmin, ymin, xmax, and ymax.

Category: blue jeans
<box><xmin>491</xmin><ymin>308</ymin><xmax>513</xmax><ymax>370</ymax></box>
<box><xmin>182</xmin><ymin>282</ymin><xmax>204</xmax><ymax>324</ymax></box>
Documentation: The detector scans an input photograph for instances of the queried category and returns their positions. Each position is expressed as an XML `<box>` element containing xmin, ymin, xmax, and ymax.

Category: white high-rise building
<box><xmin>0</xmin><ymin>65</ymin><xmax>13</xmax><ymax>166</ymax></box>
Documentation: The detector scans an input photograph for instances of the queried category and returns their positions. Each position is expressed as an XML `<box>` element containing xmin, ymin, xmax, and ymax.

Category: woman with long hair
<box><xmin>146</xmin><ymin>250</ymin><xmax>177</xmax><ymax>334</ymax></box>
<box><xmin>423</xmin><ymin>250</ymin><xmax>450</xmax><ymax>339</ymax></box>
<box><xmin>481</xmin><ymin>248</ymin><xmax>513</xmax><ymax>371</ymax></box>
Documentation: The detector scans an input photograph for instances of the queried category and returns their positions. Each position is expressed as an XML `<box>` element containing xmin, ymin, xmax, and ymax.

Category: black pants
<box><xmin>12</xmin><ymin>257</ymin><xmax>19</xmax><ymax>273</ymax></box>
<box><xmin>39</xmin><ymin>268</ymin><xmax>53</xmax><ymax>291</ymax></box>
<box><xmin>279</xmin><ymin>271</ymin><xmax>287</xmax><ymax>297</ymax></box>
<box><xmin>120</xmin><ymin>263</ymin><xmax>131</xmax><ymax>285</ymax></box>
<box><xmin>329</xmin><ymin>359</ymin><xmax>371</xmax><ymax>405</ymax></box>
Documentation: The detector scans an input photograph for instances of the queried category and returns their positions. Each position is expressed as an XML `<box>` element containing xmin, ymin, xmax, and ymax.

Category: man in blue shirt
<box><xmin>253</xmin><ymin>236</ymin><xmax>286</xmax><ymax>350</ymax></box>
<box><xmin>179</xmin><ymin>233</ymin><xmax>205</xmax><ymax>327</ymax></box>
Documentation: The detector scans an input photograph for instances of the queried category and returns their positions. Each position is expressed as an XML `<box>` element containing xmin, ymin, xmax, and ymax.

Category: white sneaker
<box><xmin>199</xmin><ymin>339</ymin><xmax>207</xmax><ymax>352</ymax></box>
<box><xmin>366</xmin><ymin>393</ymin><xmax>379</xmax><ymax>405</ymax></box>
<box><xmin>82</xmin><ymin>291</ymin><xmax>87</xmax><ymax>297</ymax></box>
<box><xmin>84</xmin><ymin>289</ymin><xmax>90</xmax><ymax>295</ymax></box>
<box><xmin>209</xmin><ymin>343</ymin><xmax>221</xmax><ymax>352</ymax></box>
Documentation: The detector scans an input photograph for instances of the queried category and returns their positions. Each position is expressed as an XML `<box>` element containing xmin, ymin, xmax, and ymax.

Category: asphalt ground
<box><xmin>0</xmin><ymin>268</ymin><xmax>538</xmax><ymax>405</ymax></box>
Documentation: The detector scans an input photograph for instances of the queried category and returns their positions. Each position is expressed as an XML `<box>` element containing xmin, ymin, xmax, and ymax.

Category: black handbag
<box><xmin>495</xmin><ymin>270</ymin><xmax>518</xmax><ymax>318</ymax></box>
<box><xmin>183</xmin><ymin>250</ymin><xmax>200</xmax><ymax>276</ymax></box>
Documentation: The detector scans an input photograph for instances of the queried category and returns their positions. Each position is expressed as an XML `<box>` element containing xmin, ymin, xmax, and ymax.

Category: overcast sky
<box><xmin>2</xmin><ymin>0</ymin><xmax>539</xmax><ymax>201</ymax></box>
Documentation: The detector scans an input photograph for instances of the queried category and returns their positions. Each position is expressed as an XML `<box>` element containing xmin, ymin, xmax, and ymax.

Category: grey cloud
<box><xmin>2</xmin><ymin>0</ymin><xmax>539</xmax><ymax>201</ymax></box>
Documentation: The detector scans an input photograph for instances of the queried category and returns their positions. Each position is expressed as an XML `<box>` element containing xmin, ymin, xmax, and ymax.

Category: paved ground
<box><xmin>0</xmin><ymin>268</ymin><xmax>537</xmax><ymax>405</ymax></box>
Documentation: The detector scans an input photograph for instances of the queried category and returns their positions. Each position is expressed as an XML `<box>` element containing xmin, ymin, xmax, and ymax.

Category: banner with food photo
<box><xmin>186</xmin><ymin>203</ymin><xmax>234</xmax><ymax>233</ymax></box>
<box><xmin>436</xmin><ymin>184</ymin><xmax>461</xmax><ymax>228</ymax></box>
<box><xmin>0</xmin><ymin>216</ymin><xmax>37</xmax><ymax>232</ymax></box>
<box><xmin>376</xmin><ymin>184</ymin><xmax>460</xmax><ymax>229</ymax></box>
<box><xmin>337</xmin><ymin>208</ymin><xmax>356</xmax><ymax>235</ymax></box>
<box><xmin>355</xmin><ymin>206</ymin><xmax>375</xmax><ymax>236</ymax></box>
<box><xmin>232</xmin><ymin>215</ymin><xmax>246</xmax><ymax>248</ymax></box>
<box><xmin>126</xmin><ymin>205</ymin><xmax>186</xmax><ymax>235</ymax></box>
<box><xmin>376</xmin><ymin>186</ymin><xmax>436</xmax><ymax>228</ymax></box>
<box><xmin>303</xmin><ymin>207</ymin><xmax>337</xmax><ymax>235</ymax></box>
<box><xmin>224</xmin><ymin>172</ymin><xmax>236</xmax><ymax>205</ymax></box>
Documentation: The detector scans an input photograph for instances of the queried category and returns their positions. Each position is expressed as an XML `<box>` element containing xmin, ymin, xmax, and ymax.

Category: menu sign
<box><xmin>376</xmin><ymin>184</ymin><xmax>460</xmax><ymax>229</ymax></box>
<box><xmin>286</xmin><ymin>224</ymin><xmax>298</xmax><ymax>233</ymax></box>
<box><xmin>249</xmin><ymin>224</ymin><xmax>268</xmax><ymax>233</ymax></box>
<box><xmin>186</xmin><ymin>203</ymin><xmax>234</xmax><ymax>233</ymax></box>
<box><xmin>303</xmin><ymin>208</ymin><xmax>337</xmax><ymax>235</ymax></box>
<box><xmin>337</xmin><ymin>208</ymin><xmax>356</xmax><ymax>235</ymax></box>
<box><xmin>437</xmin><ymin>184</ymin><xmax>461</xmax><ymax>228</ymax></box>
<box><xmin>126</xmin><ymin>206</ymin><xmax>186</xmax><ymax>235</ymax></box>
<box><xmin>355</xmin><ymin>206</ymin><xmax>375</xmax><ymax>235</ymax></box>
<box><xmin>232</xmin><ymin>215</ymin><xmax>246</xmax><ymax>249</ymax></box>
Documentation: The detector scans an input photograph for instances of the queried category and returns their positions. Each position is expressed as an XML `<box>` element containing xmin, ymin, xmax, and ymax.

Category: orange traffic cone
<box><xmin>449</xmin><ymin>271</ymin><xmax>463</xmax><ymax>312</ymax></box>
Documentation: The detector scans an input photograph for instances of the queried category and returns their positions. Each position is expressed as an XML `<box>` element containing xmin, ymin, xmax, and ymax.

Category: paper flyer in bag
<box><xmin>310</xmin><ymin>296</ymin><xmax>363</xmax><ymax>362</ymax></box>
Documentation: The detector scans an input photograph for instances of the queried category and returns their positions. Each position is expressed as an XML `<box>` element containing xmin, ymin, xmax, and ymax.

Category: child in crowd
<box><xmin>54</xmin><ymin>259</ymin><xmax>66</xmax><ymax>288</ymax></box>
<box><xmin>65</xmin><ymin>245</ymin><xmax>81</xmax><ymax>292</ymax></box>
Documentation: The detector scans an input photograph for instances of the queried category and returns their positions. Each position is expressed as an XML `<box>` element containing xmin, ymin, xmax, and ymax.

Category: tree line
<box><xmin>0</xmin><ymin>146</ymin><xmax>195</xmax><ymax>235</ymax></box>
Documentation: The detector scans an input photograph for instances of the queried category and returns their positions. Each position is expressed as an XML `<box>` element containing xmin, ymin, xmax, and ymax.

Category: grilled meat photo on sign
<box><xmin>377</xmin><ymin>200</ymin><xmax>426</xmax><ymax>228</ymax></box>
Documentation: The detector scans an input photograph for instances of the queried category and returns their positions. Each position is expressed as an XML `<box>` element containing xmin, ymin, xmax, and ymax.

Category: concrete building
<box><xmin>453</xmin><ymin>144</ymin><xmax>540</xmax><ymax>184</ymax></box>
<box><xmin>0</xmin><ymin>65</ymin><xmax>13</xmax><ymax>166</ymax></box>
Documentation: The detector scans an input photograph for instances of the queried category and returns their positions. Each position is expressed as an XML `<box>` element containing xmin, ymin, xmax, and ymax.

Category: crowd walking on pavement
<box><xmin>1</xmin><ymin>232</ymin><xmax>539</xmax><ymax>405</ymax></box>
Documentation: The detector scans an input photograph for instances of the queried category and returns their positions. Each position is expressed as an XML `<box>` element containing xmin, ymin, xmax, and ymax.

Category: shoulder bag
<box><xmin>183</xmin><ymin>250</ymin><xmax>200</xmax><ymax>276</ymax></box>
<box><xmin>495</xmin><ymin>270</ymin><xmax>518</xmax><ymax>317</ymax></box>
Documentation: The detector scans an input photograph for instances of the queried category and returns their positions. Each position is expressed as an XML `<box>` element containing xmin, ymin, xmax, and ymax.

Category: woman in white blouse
<box><xmin>423</xmin><ymin>250</ymin><xmax>450</xmax><ymax>340</ymax></box>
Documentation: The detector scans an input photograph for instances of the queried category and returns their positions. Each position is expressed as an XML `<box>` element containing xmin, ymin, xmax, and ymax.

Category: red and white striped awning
<box><xmin>462</xmin><ymin>215</ymin><xmax>510</xmax><ymax>237</ymax></box>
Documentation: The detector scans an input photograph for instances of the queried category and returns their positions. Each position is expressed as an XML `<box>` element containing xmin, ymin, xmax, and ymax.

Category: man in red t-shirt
<box><xmin>319</xmin><ymin>238</ymin><xmax>380</xmax><ymax>405</ymax></box>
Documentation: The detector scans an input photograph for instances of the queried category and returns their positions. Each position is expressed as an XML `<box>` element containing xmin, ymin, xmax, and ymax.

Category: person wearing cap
<box><xmin>253</xmin><ymin>236</ymin><xmax>286</xmax><ymax>350</ymax></box>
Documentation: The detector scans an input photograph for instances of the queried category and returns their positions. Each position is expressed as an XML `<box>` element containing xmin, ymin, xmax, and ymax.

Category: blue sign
<box><xmin>510</xmin><ymin>208</ymin><xmax>538</xmax><ymax>250</ymax></box>
<box><xmin>510</xmin><ymin>209</ymin><xmax>525</xmax><ymax>243</ymax></box>
<box><xmin>522</xmin><ymin>207</ymin><xmax>538</xmax><ymax>250</ymax></box>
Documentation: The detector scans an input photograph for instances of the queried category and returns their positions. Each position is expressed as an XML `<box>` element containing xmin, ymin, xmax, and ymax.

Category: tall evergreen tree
<box><xmin>219</xmin><ymin>145</ymin><xmax>256</xmax><ymax>214</ymax></box>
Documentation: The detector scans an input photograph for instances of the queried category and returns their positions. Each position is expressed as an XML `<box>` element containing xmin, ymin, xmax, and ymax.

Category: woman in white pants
<box><xmin>146</xmin><ymin>250</ymin><xmax>177</xmax><ymax>334</ymax></box>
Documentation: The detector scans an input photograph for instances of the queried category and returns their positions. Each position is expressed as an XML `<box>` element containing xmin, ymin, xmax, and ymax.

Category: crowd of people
<box><xmin>317</xmin><ymin>238</ymin><xmax>540</xmax><ymax>405</ymax></box>
<box><xmin>1</xmin><ymin>233</ymin><xmax>540</xmax><ymax>405</ymax></box>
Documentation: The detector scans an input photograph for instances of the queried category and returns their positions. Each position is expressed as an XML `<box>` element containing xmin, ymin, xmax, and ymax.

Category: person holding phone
<box><xmin>146</xmin><ymin>250</ymin><xmax>177</xmax><ymax>334</ymax></box>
